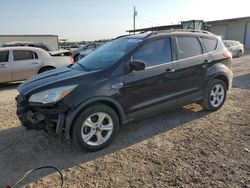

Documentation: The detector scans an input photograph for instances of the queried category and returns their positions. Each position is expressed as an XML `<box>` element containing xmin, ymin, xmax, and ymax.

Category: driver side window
<box><xmin>132</xmin><ymin>37</ymin><xmax>172</xmax><ymax>68</ymax></box>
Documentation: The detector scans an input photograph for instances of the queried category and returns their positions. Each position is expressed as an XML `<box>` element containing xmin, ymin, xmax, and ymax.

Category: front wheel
<box><xmin>71</xmin><ymin>104</ymin><xmax>119</xmax><ymax>151</ymax></box>
<box><xmin>201</xmin><ymin>79</ymin><xmax>227</xmax><ymax>111</ymax></box>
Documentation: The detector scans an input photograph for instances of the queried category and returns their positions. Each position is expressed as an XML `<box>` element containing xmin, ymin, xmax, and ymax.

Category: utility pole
<box><xmin>133</xmin><ymin>6</ymin><xmax>137</xmax><ymax>34</ymax></box>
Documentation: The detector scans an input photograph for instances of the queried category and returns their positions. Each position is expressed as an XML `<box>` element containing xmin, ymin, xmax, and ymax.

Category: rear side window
<box><xmin>13</xmin><ymin>50</ymin><xmax>33</xmax><ymax>61</ymax></box>
<box><xmin>0</xmin><ymin>51</ymin><xmax>9</xmax><ymax>62</ymax></box>
<box><xmin>133</xmin><ymin>37</ymin><xmax>172</xmax><ymax>67</ymax></box>
<box><xmin>201</xmin><ymin>38</ymin><xmax>218</xmax><ymax>53</ymax></box>
<box><xmin>177</xmin><ymin>36</ymin><xmax>202</xmax><ymax>59</ymax></box>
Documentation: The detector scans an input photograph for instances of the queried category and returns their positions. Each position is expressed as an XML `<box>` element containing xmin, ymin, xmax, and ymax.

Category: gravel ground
<box><xmin>0</xmin><ymin>56</ymin><xmax>249</xmax><ymax>187</ymax></box>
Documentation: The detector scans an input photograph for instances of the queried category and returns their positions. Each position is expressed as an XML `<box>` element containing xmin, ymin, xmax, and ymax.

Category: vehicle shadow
<box><xmin>0</xmin><ymin>82</ymin><xmax>21</xmax><ymax>91</ymax></box>
<box><xmin>0</xmin><ymin>103</ymin><xmax>209</xmax><ymax>186</ymax></box>
<box><xmin>233</xmin><ymin>73</ymin><xmax>250</xmax><ymax>90</ymax></box>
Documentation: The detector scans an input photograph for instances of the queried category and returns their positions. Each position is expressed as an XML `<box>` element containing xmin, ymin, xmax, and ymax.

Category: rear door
<box><xmin>173</xmin><ymin>35</ymin><xmax>208</xmax><ymax>99</ymax></box>
<box><xmin>10</xmin><ymin>50</ymin><xmax>41</xmax><ymax>81</ymax></box>
<box><xmin>123</xmin><ymin>37</ymin><xmax>179</xmax><ymax>118</ymax></box>
<box><xmin>0</xmin><ymin>50</ymin><xmax>12</xmax><ymax>83</ymax></box>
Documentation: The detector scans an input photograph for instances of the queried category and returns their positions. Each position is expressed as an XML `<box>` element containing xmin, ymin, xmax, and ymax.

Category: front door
<box><xmin>123</xmin><ymin>37</ymin><xmax>179</xmax><ymax>119</ymax></box>
<box><xmin>0</xmin><ymin>50</ymin><xmax>12</xmax><ymax>83</ymax></box>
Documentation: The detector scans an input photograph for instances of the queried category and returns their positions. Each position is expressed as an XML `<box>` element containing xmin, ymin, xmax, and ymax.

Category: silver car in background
<box><xmin>0</xmin><ymin>46</ymin><xmax>73</xmax><ymax>83</ymax></box>
<box><xmin>224</xmin><ymin>40</ymin><xmax>244</xmax><ymax>57</ymax></box>
<box><xmin>0</xmin><ymin>41</ymin><xmax>72</xmax><ymax>56</ymax></box>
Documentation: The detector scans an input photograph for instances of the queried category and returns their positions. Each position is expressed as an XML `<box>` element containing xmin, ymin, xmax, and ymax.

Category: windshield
<box><xmin>73</xmin><ymin>38</ymin><xmax>142</xmax><ymax>71</ymax></box>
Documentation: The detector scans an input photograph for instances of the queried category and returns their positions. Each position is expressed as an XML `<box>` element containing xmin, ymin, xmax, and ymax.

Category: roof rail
<box><xmin>143</xmin><ymin>29</ymin><xmax>213</xmax><ymax>39</ymax></box>
<box><xmin>168</xmin><ymin>29</ymin><xmax>213</xmax><ymax>35</ymax></box>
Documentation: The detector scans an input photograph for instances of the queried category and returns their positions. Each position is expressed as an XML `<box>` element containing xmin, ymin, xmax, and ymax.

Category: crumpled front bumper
<box><xmin>16</xmin><ymin>94</ymin><xmax>67</xmax><ymax>137</ymax></box>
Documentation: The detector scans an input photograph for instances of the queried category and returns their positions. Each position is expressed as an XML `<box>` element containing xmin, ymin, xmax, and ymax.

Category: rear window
<box><xmin>177</xmin><ymin>36</ymin><xmax>202</xmax><ymax>59</ymax></box>
<box><xmin>0</xmin><ymin>51</ymin><xmax>9</xmax><ymax>62</ymax></box>
<box><xmin>201</xmin><ymin>38</ymin><xmax>218</xmax><ymax>52</ymax></box>
<box><xmin>13</xmin><ymin>50</ymin><xmax>33</xmax><ymax>61</ymax></box>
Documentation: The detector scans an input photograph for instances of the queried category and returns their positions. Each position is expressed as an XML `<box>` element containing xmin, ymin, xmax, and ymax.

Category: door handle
<box><xmin>32</xmin><ymin>62</ymin><xmax>39</xmax><ymax>65</ymax></box>
<box><xmin>166</xmin><ymin>68</ymin><xmax>175</xmax><ymax>73</ymax></box>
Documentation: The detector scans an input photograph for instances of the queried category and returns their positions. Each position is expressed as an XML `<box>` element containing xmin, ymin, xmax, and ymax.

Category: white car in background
<box><xmin>224</xmin><ymin>40</ymin><xmax>244</xmax><ymax>57</ymax></box>
<box><xmin>0</xmin><ymin>46</ymin><xmax>74</xmax><ymax>83</ymax></box>
<box><xmin>0</xmin><ymin>41</ymin><xmax>72</xmax><ymax>56</ymax></box>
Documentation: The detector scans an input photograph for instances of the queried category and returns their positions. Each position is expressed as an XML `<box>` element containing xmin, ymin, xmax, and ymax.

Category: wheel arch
<box><xmin>214</xmin><ymin>74</ymin><xmax>229</xmax><ymax>89</ymax></box>
<box><xmin>205</xmin><ymin>63</ymin><xmax>232</xmax><ymax>90</ymax></box>
<box><xmin>38</xmin><ymin>66</ymin><xmax>56</xmax><ymax>74</ymax></box>
<box><xmin>65</xmin><ymin>97</ymin><xmax>128</xmax><ymax>137</ymax></box>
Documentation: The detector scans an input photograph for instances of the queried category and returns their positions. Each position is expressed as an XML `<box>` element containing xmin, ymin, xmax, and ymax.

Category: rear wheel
<box><xmin>201</xmin><ymin>79</ymin><xmax>227</xmax><ymax>111</ymax></box>
<box><xmin>237</xmin><ymin>50</ymin><xmax>242</xmax><ymax>57</ymax></box>
<box><xmin>72</xmin><ymin>104</ymin><xmax>119</xmax><ymax>151</ymax></box>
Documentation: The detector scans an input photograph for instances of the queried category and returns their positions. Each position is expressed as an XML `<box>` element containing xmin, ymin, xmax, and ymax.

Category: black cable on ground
<box><xmin>8</xmin><ymin>166</ymin><xmax>64</xmax><ymax>188</ymax></box>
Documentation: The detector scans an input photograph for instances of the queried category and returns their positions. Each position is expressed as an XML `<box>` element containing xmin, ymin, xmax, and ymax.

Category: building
<box><xmin>127</xmin><ymin>16</ymin><xmax>250</xmax><ymax>50</ymax></box>
<box><xmin>0</xmin><ymin>35</ymin><xmax>59</xmax><ymax>50</ymax></box>
<box><xmin>208</xmin><ymin>17</ymin><xmax>250</xmax><ymax>49</ymax></box>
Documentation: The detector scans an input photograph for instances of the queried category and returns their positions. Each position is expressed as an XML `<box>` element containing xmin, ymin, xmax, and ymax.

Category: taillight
<box><xmin>222</xmin><ymin>49</ymin><xmax>232</xmax><ymax>59</ymax></box>
<box><xmin>69</xmin><ymin>56</ymin><xmax>74</xmax><ymax>64</ymax></box>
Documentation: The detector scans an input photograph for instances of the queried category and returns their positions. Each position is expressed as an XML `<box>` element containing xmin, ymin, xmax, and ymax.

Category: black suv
<box><xmin>16</xmin><ymin>30</ymin><xmax>233</xmax><ymax>151</ymax></box>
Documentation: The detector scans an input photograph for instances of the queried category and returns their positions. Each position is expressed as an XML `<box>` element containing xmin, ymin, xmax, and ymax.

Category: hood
<box><xmin>18</xmin><ymin>67</ymin><xmax>90</xmax><ymax>96</ymax></box>
<box><xmin>49</xmin><ymin>49</ymin><xmax>71</xmax><ymax>56</ymax></box>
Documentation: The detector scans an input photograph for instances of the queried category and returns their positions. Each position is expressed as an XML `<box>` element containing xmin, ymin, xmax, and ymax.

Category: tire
<box><xmin>201</xmin><ymin>79</ymin><xmax>227</xmax><ymax>111</ymax></box>
<box><xmin>71</xmin><ymin>104</ymin><xmax>119</xmax><ymax>151</ymax></box>
<box><xmin>237</xmin><ymin>50</ymin><xmax>242</xmax><ymax>58</ymax></box>
<box><xmin>39</xmin><ymin>66</ymin><xmax>55</xmax><ymax>73</ymax></box>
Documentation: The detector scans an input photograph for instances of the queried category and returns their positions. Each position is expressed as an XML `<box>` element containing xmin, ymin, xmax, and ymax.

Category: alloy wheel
<box><xmin>81</xmin><ymin>112</ymin><xmax>113</xmax><ymax>146</ymax></box>
<box><xmin>209</xmin><ymin>84</ymin><xmax>225</xmax><ymax>108</ymax></box>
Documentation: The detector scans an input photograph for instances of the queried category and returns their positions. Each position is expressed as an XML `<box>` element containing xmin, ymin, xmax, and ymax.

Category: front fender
<box><xmin>64</xmin><ymin>96</ymin><xmax>128</xmax><ymax>136</ymax></box>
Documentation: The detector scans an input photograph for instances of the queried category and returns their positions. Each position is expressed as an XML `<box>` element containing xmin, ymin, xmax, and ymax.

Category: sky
<box><xmin>0</xmin><ymin>0</ymin><xmax>249</xmax><ymax>41</ymax></box>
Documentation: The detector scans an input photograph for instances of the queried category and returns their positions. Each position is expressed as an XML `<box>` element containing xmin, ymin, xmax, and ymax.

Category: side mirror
<box><xmin>129</xmin><ymin>60</ymin><xmax>146</xmax><ymax>71</ymax></box>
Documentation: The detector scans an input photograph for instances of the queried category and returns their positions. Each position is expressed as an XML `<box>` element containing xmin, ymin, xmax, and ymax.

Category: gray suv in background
<box><xmin>72</xmin><ymin>43</ymin><xmax>104</xmax><ymax>62</ymax></box>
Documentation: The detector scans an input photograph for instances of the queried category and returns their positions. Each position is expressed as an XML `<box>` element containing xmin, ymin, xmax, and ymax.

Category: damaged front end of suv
<box><xmin>16</xmin><ymin>85</ymin><xmax>76</xmax><ymax>138</ymax></box>
<box><xmin>15</xmin><ymin>65</ymin><xmax>95</xmax><ymax>139</ymax></box>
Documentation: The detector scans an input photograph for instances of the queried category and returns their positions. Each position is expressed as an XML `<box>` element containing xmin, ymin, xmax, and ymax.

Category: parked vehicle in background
<box><xmin>73</xmin><ymin>43</ymin><xmax>104</xmax><ymax>62</ymax></box>
<box><xmin>0</xmin><ymin>41</ymin><xmax>72</xmax><ymax>56</ymax></box>
<box><xmin>0</xmin><ymin>46</ymin><xmax>73</xmax><ymax>83</ymax></box>
<box><xmin>224</xmin><ymin>40</ymin><xmax>244</xmax><ymax>57</ymax></box>
<box><xmin>16</xmin><ymin>30</ymin><xmax>233</xmax><ymax>151</ymax></box>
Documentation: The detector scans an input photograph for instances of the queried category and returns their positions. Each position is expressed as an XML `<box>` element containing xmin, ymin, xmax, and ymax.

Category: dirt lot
<box><xmin>0</xmin><ymin>56</ymin><xmax>249</xmax><ymax>187</ymax></box>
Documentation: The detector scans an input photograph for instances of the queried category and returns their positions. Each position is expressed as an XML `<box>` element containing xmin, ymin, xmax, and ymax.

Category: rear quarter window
<box><xmin>13</xmin><ymin>50</ymin><xmax>34</xmax><ymax>61</ymax></box>
<box><xmin>176</xmin><ymin>36</ymin><xmax>202</xmax><ymax>59</ymax></box>
<box><xmin>0</xmin><ymin>51</ymin><xmax>9</xmax><ymax>62</ymax></box>
<box><xmin>201</xmin><ymin>38</ymin><xmax>218</xmax><ymax>53</ymax></box>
